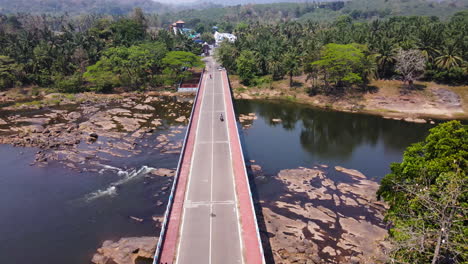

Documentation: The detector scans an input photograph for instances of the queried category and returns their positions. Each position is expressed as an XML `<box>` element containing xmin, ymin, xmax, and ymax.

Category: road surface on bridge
<box><xmin>175</xmin><ymin>57</ymin><xmax>243</xmax><ymax>264</ymax></box>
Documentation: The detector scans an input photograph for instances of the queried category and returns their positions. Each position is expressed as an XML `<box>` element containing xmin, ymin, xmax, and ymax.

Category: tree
<box><xmin>215</xmin><ymin>42</ymin><xmax>238</xmax><ymax>72</ymax></box>
<box><xmin>83</xmin><ymin>58</ymin><xmax>120</xmax><ymax>92</ymax></box>
<box><xmin>378</xmin><ymin>121</ymin><xmax>467</xmax><ymax>264</ymax></box>
<box><xmin>311</xmin><ymin>43</ymin><xmax>370</xmax><ymax>91</ymax></box>
<box><xmin>131</xmin><ymin>7</ymin><xmax>147</xmax><ymax>31</ymax></box>
<box><xmin>282</xmin><ymin>51</ymin><xmax>301</xmax><ymax>88</ymax></box>
<box><xmin>84</xmin><ymin>42</ymin><xmax>169</xmax><ymax>90</ymax></box>
<box><xmin>236</xmin><ymin>50</ymin><xmax>258</xmax><ymax>86</ymax></box>
<box><xmin>109</xmin><ymin>19</ymin><xmax>146</xmax><ymax>47</ymax></box>
<box><xmin>162</xmin><ymin>51</ymin><xmax>203</xmax><ymax>85</ymax></box>
<box><xmin>434</xmin><ymin>41</ymin><xmax>464</xmax><ymax>71</ymax></box>
<box><xmin>200</xmin><ymin>32</ymin><xmax>214</xmax><ymax>44</ymax></box>
<box><xmin>0</xmin><ymin>55</ymin><xmax>22</xmax><ymax>89</ymax></box>
<box><xmin>374</xmin><ymin>38</ymin><xmax>397</xmax><ymax>78</ymax></box>
<box><xmin>394</xmin><ymin>49</ymin><xmax>426</xmax><ymax>89</ymax></box>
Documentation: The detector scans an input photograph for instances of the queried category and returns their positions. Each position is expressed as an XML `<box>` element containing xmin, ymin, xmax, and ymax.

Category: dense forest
<box><xmin>0</xmin><ymin>9</ymin><xmax>203</xmax><ymax>92</ymax></box>
<box><xmin>160</xmin><ymin>0</ymin><xmax>467</xmax><ymax>29</ymax></box>
<box><xmin>0</xmin><ymin>0</ymin><xmax>221</xmax><ymax>15</ymax></box>
<box><xmin>216</xmin><ymin>11</ymin><xmax>468</xmax><ymax>92</ymax></box>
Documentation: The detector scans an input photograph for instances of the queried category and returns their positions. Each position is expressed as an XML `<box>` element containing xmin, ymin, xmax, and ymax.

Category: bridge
<box><xmin>153</xmin><ymin>57</ymin><xmax>265</xmax><ymax>264</ymax></box>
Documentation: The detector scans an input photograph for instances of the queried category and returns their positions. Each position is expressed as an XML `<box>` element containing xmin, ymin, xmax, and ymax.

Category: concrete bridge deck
<box><xmin>154</xmin><ymin>57</ymin><xmax>265</xmax><ymax>264</ymax></box>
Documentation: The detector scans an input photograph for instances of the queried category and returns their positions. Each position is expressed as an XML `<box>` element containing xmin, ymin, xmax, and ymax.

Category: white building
<box><xmin>214</xmin><ymin>31</ymin><xmax>237</xmax><ymax>46</ymax></box>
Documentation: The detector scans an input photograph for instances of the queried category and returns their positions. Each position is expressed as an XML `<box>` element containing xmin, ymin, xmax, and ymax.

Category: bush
<box><xmin>425</xmin><ymin>67</ymin><xmax>467</xmax><ymax>85</ymax></box>
<box><xmin>54</xmin><ymin>74</ymin><xmax>86</xmax><ymax>93</ymax></box>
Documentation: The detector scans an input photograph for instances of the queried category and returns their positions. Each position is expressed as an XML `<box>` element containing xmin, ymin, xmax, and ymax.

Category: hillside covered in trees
<box><xmin>0</xmin><ymin>0</ymin><xmax>220</xmax><ymax>15</ymax></box>
<box><xmin>160</xmin><ymin>0</ymin><xmax>467</xmax><ymax>28</ymax></box>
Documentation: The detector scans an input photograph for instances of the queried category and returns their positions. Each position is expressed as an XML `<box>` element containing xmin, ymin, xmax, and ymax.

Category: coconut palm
<box><xmin>435</xmin><ymin>42</ymin><xmax>464</xmax><ymax>70</ymax></box>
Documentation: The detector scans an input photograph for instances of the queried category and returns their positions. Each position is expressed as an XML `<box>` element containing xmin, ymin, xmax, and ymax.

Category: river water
<box><xmin>0</xmin><ymin>96</ymin><xmax>189</xmax><ymax>264</ymax></box>
<box><xmin>0</xmin><ymin>98</ymin><xmax>435</xmax><ymax>263</ymax></box>
<box><xmin>235</xmin><ymin>99</ymin><xmax>433</xmax><ymax>181</ymax></box>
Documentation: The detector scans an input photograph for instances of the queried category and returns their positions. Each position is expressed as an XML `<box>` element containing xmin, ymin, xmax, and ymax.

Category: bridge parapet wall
<box><xmin>221</xmin><ymin>71</ymin><xmax>265</xmax><ymax>264</ymax></box>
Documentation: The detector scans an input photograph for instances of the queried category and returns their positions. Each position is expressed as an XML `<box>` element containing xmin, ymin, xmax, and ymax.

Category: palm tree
<box><xmin>434</xmin><ymin>41</ymin><xmax>464</xmax><ymax>70</ymax></box>
<box><xmin>282</xmin><ymin>50</ymin><xmax>301</xmax><ymax>88</ymax></box>
<box><xmin>374</xmin><ymin>38</ymin><xmax>397</xmax><ymax>78</ymax></box>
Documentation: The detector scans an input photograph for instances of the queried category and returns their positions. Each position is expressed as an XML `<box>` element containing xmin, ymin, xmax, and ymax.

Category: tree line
<box><xmin>0</xmin><ymin>9</ymin><xmax>203</xmax><ymax>93</ymax></box>
<box><xmin>216</xmin><ymin>11</ymin><xmax>467</xmax><ymax>92</ymax></box>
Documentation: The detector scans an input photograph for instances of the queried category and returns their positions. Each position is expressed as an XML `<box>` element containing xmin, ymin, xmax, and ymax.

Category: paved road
<box><xmin>175</xmin><ymin>57</ymin><xmax>243</xmax><ymax>264</ymax></box>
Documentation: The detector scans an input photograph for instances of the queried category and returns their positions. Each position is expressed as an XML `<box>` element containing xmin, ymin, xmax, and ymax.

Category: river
<box><xmin>235</xmin><ymin>99</ymin><xmax>433</xmax><ymax>181</ymax></box>
<box><xmin>0</xmin><ymin>98</ymin><xmax>435</xmax><ymax>264</ymax></box>
<box><xmin>0</xmin><ymin>95</ymin><xmax>189</xmax><ymax>264</ymax></box>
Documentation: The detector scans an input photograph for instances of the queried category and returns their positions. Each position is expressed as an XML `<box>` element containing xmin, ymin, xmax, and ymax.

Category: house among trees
<box><xmin>170</xmin><ymin>20</ymin><xmax>185</xmax><ymax>34</ymax></box>
<box><xmin>214</xmin><ymin>31</ymin><xmax>236</xmax><ymax>46</ymax></box>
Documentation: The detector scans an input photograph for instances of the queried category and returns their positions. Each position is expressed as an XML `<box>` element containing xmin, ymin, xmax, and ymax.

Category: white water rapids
<box><xmin>84</xmin><ymin>165</ymin><xmax>155</xmax><ymax>201</ymax></box>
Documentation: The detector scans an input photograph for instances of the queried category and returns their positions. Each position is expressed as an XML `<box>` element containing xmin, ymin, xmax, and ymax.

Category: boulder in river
<box><xmin>134</xmin><ymin>104</ymin><xmax>155</xmax><ymax>111</ymax></box>
<box><xmin>262</xmin><ymin>166</ymin><xmax>389</xmax><ymax>264</ymax></box>
<box><xmin>175</xmin><ymin>116</ymin><xmax>187</xmax><ymax>122</ymax></box>
<box><xmin>91</xmin><ymin>236</ymin><xmax>157</xmax><ymax>264</ymax></box>
<box><xmin>151</xmin><ymin>168</ymin><xmax>175</xmax><ymax>177</ymax></box>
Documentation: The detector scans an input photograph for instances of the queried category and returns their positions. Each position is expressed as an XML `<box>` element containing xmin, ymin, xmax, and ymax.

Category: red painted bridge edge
<box><xmin>222</xmin><ymin>71</ymin><xmax>266</xmax><ymax>264</ymax></box>
<box><xmin>156</xmin><ymin>71</ymin><xmax>206</xmax><ymax>264</ymax></box>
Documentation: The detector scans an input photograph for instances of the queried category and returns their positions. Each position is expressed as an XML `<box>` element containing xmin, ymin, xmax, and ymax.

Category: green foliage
<box><xmin>161</xmin><ymin>0</ymin><xmax>466</xmax><ymax>28</ymax></box>
<box><xmin>0</xmin><ymin>0</ymin><xmax>177</xmax><ymax>15</ymax></box>
<box><xmin>109</xmin><ymin>19</ymin><xmax>146</xmax><ymax>47</ymax></box>
<box><xmin>311</xmin><ymin>43</ymin><xmax>370</xmax><ymax>89</ymax></box>
<box><xmin>236</xmin><ymin>50</ymin><xmax>258</xmax><ymax>86</ymax></box>
<box><xmin>161</xmin><ymin>51</ymin><xmax>203</xmax><ymax>85</ymax></box>
<box><xmin>84</xmin><ymin>42</ymin><xmax>178</xmax><ymax>91</ymax></box>
<box><xmin>83</xmin><ymin>59</ymin><xmax>120</xmax><ymax>92</ymax></box>
<box><xmin>0</xmin><ymin>55</ymin><xmax>22</xmax><ymax>89</ymax></box>
<box><xmin>200</xmin><ymin>32</ymin><xmax>214</xmax><ymax>44</ymax></box>
<box><xmin>212</xmin><ymin>11</ymin><xmax>467</xmax><ymax>89</ymax></box>
<box><xmin>0</xmin><ymin>13</ymin><xmax>204</xmax><ymax>92</ymax></box>
<box><xmin>53</xmin><ymin>73</ymin><xmax>85</xmax><ymax>93</ymax></box>
<box><xmin>378</xmin><ymin>121</ymin><xmax>467</xmax><ymax>263</ymax></box>
<box><xmin>215</xmin><ymin>42</ymin><xmax>238</xmax><ymax>72</ymax></box>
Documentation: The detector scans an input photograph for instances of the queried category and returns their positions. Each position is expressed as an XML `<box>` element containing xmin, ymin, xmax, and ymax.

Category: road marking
<box><xmin>175</xmin><ymin>59</ymin><xmax>210</xmax><ymax>264</ymax></box>
<box><xmin>184</xmin><ymin>200</ymin><xmax>236</xmax><ymax>208</ymax></box>
<box><xmin>201</xmin><ymin>110</ymin><xmax>228</xmax><ymax>113</ymax></box>
<box><xmin>198</xmin><ymin>141</ymin><xmax>229</xmax><ymax>144</ymax></box>
<box><xmin>208</xmin><ymin>64</ymin><xmax>215</xmax><ymax>264</ymax></box>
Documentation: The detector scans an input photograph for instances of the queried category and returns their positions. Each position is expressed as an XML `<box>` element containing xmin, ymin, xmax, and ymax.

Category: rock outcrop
<box><xmin>262</xmin><ymin>166</ymin><xmax>389</xmax><ymax>264</ymax></box>
<box><xmin>0</xmin><ymin>93</ymin><xmax>193</xmax><ymax>169</ymax></box>
<box><xmin>91</xmin><ymin>237</ymin><xmax>158</xmax><ymax>264</ymax></box>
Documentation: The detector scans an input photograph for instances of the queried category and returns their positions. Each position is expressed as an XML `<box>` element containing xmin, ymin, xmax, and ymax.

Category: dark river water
<box><xmin>0</xmin><ymin>132</ymin><xmax>182</xmax><ymax>264</ymax></box>
<box><xmin>0</xmin><ymin>98</ymin><xmax>436</xmax><ymax>264</ymax></box>
<box><xmin>235</xmin><ymin>99</ymin><xmax>434</xmax><ymax>181</ymax></box>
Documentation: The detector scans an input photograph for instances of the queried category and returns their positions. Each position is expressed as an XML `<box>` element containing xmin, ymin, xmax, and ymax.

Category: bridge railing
<box><xmin>152</xmin><ymin>72</ymin><xmax>203</xmax><ymax>264</ymax></box>
<box><xmin>224</xmin><ymin>72</ymin><xmax>266</xmax><ymax>264</ymax></box>
<box><xmin>177</xmin><ymin>69</ymin><xmax>205</xmax><ymax>92</ymax></box>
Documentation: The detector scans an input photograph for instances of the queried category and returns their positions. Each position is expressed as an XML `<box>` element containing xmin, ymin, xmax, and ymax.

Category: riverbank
<box><xmin>230</xmin><ymin>75</ymin><xmax>468</xmax><ymax>121</ymax></box>
<box><xmin>0</xmin><ymin>89</ymin><xmax>194</xmax><ymax>170</ymax></box>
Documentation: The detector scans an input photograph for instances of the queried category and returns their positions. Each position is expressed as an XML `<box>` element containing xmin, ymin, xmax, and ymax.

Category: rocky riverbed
<box><xmin>253</xmin><ymin>164</ymin><xmax>390</xmax><ymax>264</ymax></box>
<box><xmin>92</xmin><ymin>236</ymin><xmax>158</xmax><ymax>264</ymax></box>
<box><xmin>0</xmin><ymin>92</ymin><xmax>193</xmax><ymax>171</ymax></box>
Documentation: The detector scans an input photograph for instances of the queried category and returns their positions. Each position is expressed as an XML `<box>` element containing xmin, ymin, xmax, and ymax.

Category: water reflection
<box><xmin>235</xmin><ymin>99</ymin><xmax>433</xmax><ymax>179</ymax></box>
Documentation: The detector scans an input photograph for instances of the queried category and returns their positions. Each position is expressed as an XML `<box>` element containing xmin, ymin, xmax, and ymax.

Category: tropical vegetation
<box><xmin>216</xmin><ymin>11</ymin><xmax>468</xmax><ymax>92</ymax></box>
<box><xmin>0</xmin><ymin>9</ymin><xmax>203</xmax><ymax>92</ymax></box>
<box><xmin>378</xmin><ymin>121</ymin><xmax>467</xmax><ymax>264</ymax></box>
